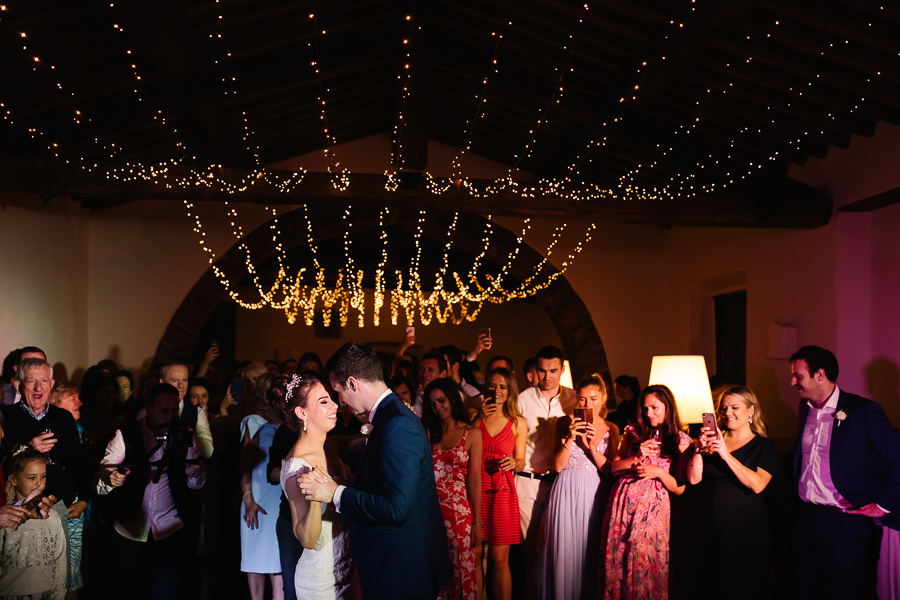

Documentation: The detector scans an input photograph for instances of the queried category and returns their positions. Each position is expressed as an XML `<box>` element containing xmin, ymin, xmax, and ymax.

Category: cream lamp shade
<box><xmin>560</xmin><ymin>360</ymin><xmax>573</xmax><ymax>390</ymax></box>
<box><xmin>648</xmin><ymin>355</ymin><xmax>715</xmax><ymax>425</ymax></box>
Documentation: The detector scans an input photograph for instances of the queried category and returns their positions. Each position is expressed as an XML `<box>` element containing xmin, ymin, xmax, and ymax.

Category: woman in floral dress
<box><xmin>422</xmin><ymin>378</ymin><xmax>483</xmax><ymax>600</ymax></box>
<box><xmin>602</xmin><ymin>385</ymin><xmax>692</xmax><ymax>600</ymax></box>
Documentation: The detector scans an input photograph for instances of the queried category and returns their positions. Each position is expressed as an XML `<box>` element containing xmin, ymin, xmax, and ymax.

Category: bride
<box><xmin>274</xmin><ymin>371</ymin><xmax>360</xmax><ymax>600</ymax></box>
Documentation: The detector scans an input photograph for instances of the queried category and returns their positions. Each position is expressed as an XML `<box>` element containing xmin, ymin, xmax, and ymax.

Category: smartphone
<box><xmin>702</xmin><ymin>412</ymin><xmax>718</xmax><ymax>436</ymax></box>
<box><xmin>573</xmin><ymin>408</ymin><xmax>585</xmax><ymax>421</ymax></box>
<box><xmin>22</xmin><ymin>492</ymin><xmax>46</xmax><ymax>512</ymax></box>
<box><xmin>483</xmin><ymin>387</ymin><xmax>497</xmax><ymax>405</ymax></box>
<box><xmin>405</xmin><ymin>326</ymin><xmax>415</xmax><ymax>338</ymax></box>
<box><xmin>480</xmin><ymin>327</ymin><xmax>491</xmax><ymax>338</ymax></box>
<box><xmin>210</xmin><ymin>339</ymin><xmax>219</xmax><ymax>349</ymax></box>
<box><xmin>230</xmin><ymin>380</ymin><xmax>244</xmax><ymax>401</ymax></box>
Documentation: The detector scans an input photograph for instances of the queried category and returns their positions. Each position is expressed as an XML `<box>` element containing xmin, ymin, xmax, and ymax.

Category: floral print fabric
<box><xmin>433</xmin><ymin>429</ymin><xmax>477</xmax><ymax>600</ymax></box>
<box><xmin>602</xmin><ymin>429</ymin><xmax>690</xmax><ymax>600</ymax></box>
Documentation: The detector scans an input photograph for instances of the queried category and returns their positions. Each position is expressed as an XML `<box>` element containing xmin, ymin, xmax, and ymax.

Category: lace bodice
<box><xmin>562</xmin><ymin>430</ymin><xmax>610</xmax><ymax>471</ymax></box>
<box><xmin>281</xmin><ymin>457</ymin><xmax>357</xmax><ymax>599</ymax></box>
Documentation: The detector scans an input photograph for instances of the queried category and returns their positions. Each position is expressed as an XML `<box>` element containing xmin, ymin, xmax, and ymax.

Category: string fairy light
<box><xmin>385</xmin><ymin>10</ymin><xmax>418</xmax><ymax>189</ymax></box>
<box><xmin>2</xmin><ymin>1</ymin><xmax>896</xmax><ymax>328</ymax></box>
<box><xmin>181</xmin><ymin>192</ymin><xmax>597</xmax><ymax>327</ymax></box>
<box><xmin>308</xmin><ymin>9</ymin><xmax>349</xmax><ymax>191</ymax></box>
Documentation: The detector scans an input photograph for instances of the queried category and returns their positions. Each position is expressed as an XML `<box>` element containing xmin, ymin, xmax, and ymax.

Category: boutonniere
<box><xmin>360</xmin><ymin>423</ymin><xmax>373</xmax><ymax>436</ymax></box>
<box><xmin>833</xmin><ymin>410</ymin><xmax>847</xmax><ymax>427</ymax></box>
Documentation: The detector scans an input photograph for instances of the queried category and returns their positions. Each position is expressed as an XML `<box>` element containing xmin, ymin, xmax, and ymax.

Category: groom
<box><xmin>300</xmin><ymin>341</ymin><xmax>451</xmax><ymax>599</ymax></box>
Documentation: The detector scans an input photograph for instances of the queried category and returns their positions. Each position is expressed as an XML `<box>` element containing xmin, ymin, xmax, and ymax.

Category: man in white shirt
<box><xmin>97</xmin><ymin>383</ymin><xmax>206</xmax><ymax>599</ymax></box>
<box><xmin>514</xmin><ymin>345</ymin><xmax>576</xmax><ymax>599</ymax></box>
<box><xmin>790</xmin><ymin>345</ymin><xmax>900</xmax><ymax>600</ymax></box>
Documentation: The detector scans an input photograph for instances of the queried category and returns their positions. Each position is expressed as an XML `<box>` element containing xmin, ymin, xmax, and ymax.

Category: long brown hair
<box><xmin>484</xmin><ymin>367</ymin><xmax>521</xmax><ymax>420</ymax></box>
<box><xmin>266</xmin><ymin>370</ymin><xmax>323</xmax><ymax>432</ymax></box>
<box><xmin>634</xmin><ymin>384</ymin><xmax>683</xmax><ymax>457</ymax></box>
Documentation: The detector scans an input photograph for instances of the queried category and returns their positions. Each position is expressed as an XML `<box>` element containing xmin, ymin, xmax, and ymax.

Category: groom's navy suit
<box><xmin>792</xmin><ymin>388</ymin><xmax>900</xmax><ymax>599</ymax></box>
<box><xmin>340</xmin><ymin>393</ymin><xmax>451</xmax><ymax>600</ymax></box>
<box><xmin>793</xmin><ymin>389</ymin><xmax>900</xmax><ymax>516</ymax></box>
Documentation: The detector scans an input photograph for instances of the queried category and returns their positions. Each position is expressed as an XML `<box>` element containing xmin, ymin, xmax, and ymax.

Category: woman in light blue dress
<box><xmin>240</xmin><ymin>373</ymin><xmax>284</xmax><ymax>600</ymax></box>
<box><xmin>543</xmin><ymin>374</ymin><xmax>619</xmax><ymax>600</ymax></box>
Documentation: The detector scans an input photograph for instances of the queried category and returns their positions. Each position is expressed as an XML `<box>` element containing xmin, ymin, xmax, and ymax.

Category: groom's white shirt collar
<box><xmin>334</xmin><ymin>386</ymin><xmax>393</xmax><ymax>512</ymax></box>
<box><xmin>368</xmin><ymin>388</ymin><xmax>392</xmax><ymax>423</ymax></box>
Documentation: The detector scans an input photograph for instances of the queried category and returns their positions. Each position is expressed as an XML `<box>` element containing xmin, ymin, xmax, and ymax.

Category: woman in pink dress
<box><xmin>473</xmin><ymin>367</ymin><xmax>526</xmax><ymax>600</ymax></box>
<box><xmin>422</xmin><ymin>378</ymin><xmax>483</xmax><ymax>600</ymax></box>
<box><xmin>602</xmin><ymin>384</ymin><xmax>692</xmax><ymax>600</ymax></box>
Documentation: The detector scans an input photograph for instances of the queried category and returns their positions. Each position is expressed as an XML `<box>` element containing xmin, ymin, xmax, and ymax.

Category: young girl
<box><xmin>0</xmin><ymin>445</ymin><xmax>67</xmax><ymax>600</ymax></box>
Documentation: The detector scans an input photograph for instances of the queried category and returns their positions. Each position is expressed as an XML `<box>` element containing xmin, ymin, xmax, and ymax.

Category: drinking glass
<box><xmin>43</xmin><ymin>422</ymin><xmax>55</xmax><ymax>465</ymax></box>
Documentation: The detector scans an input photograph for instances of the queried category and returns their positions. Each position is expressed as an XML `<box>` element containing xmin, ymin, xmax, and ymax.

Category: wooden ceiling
<box><xmin>1</xmin><ymin>0</ymin><xmax>898</xmax><ymax>226</ymax></box>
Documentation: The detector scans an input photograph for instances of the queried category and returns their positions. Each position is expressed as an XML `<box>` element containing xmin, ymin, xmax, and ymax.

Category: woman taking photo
<box><xmin>544</xmin><ymin>374</ymin><xmax>619</xmax><ymax>600</ymax></box>
<box><xmin>688</xmin><ymin>385</ymin><xmax>781</xmax><ymax>600</ymax></box>
<box><xmin>422</xmin><ymin>378</ymin><xmax>483</xmax><ymax>600</ymax></box>
<box><xmin>473</xmin><ymin>367</ymin><xmax>525</xmax><ymax>600</ymax></box>
<box><xmin>603</xmin><ymin>384</ymin><xmax>691</xmax><ymax>600</ymax></box>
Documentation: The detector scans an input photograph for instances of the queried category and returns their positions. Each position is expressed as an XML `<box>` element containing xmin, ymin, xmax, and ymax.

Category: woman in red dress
<box><xmin>472</xmin><ymin>367</ymin><xmax>526</xmax><ymax>600</ymax></box>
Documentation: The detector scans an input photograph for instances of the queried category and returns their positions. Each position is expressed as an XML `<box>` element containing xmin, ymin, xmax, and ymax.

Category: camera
<box><xmin>155</xmin><ymin>419</ymin><xmax>195</xmax><ymax>454</ymax></box>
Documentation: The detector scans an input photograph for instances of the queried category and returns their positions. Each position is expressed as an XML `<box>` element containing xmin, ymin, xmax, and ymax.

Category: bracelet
<box><xmin>242</xmin><ymin>490</ymin><xmax>252</xmax><ymax>500</ymax></box>
<box><xmin>474</xmin><ymin>522</ymin><xmax>483</xmax><ymax>527</ymax></box>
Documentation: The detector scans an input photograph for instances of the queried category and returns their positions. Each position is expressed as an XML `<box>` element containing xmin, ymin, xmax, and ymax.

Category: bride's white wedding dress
<box><xmin>281</xmin><ymin>457</ymin><xmax>358</xmax><ymax>600</ymax></box>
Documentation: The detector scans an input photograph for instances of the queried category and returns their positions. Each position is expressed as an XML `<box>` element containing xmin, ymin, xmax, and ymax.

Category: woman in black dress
<box><xmin>688</xmin><ymin>385</ymin><xmax>782</xmax><ymax>599</ymax></box>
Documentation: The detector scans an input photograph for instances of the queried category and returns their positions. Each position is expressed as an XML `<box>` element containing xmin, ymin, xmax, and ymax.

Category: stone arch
<box><xmin>154</xmin><ymin>205</ymin><xmax>609</xmax><ymax>383</ymax></box>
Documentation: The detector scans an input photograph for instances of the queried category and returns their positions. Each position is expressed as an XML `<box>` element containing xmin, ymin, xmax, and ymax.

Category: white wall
<box><xmin>0</xmin><ymin>196</ymin><xmax>91</xmax><ymax>377</ymax></box>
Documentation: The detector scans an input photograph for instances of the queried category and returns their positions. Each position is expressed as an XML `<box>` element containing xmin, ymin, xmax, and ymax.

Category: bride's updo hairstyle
<box><xmin>266</xmin><ymin>370</ymin><xmax>323</xmax><ymax>432</ymax></box>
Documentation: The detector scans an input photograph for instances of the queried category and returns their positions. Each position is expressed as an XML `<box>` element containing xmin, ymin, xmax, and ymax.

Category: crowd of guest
<box><xmin>1</xmin><ymin>336</ymin><xmax>898</xmax><ymax>600</ymax></box>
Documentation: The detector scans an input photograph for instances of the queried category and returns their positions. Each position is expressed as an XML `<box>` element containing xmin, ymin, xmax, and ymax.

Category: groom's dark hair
<box><xmin>327</xmin><ymin>342</ymin><xmax>385</xmax><ymax>385</ymax></box>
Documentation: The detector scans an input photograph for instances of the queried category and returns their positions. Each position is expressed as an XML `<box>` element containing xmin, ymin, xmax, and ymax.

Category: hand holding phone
<box><xmin>475</xmin><ymin>328</ymin><xmax>493</xmax><ymax>352</ymax></box>
<box><xmin>230</xmin><ymin>380</ymin><xmax>244</xmax><ymax>401</ymax></box>
<box><xmin>701</xmin><ymin>412</ymin><xmax>718</xmax><ymax>435</ymax></box>
<box><xmin>482</xmin><ymin>389</ymin><xmax>498</xmax><ymax>416</ymax></box>
<box><xmin>483</xmin><ymin>387</ymin><xmax>497</xmax><ymax>405</ymax></box>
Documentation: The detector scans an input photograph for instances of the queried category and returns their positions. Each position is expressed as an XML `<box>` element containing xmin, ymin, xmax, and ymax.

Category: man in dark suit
<box><xmin>791</xmin><ymin>345</ymin><xmax>900</xmax><ymax>599</ymax></box>
<box><xmin>301</xmin><ymin>341</ymin><xmax>451</xmax><ymax>600</ymax></box>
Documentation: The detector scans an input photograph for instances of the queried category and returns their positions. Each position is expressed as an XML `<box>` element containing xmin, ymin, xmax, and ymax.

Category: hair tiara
<box><xmin>285</xmin><ymin>373</ymin><xmax>303</xmax><ymax>402</ymax></box>
<box><xmin>12</xmin><ymin>444</ymin><xmax>31</xmax><ymax>457</ymax></box>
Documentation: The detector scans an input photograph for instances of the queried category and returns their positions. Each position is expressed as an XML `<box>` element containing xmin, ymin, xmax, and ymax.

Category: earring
<box><xmin>749</xmin><ymin>416</ymin><xmax>753</xmax><ymax>424</ymax></box>
<box><xmin>302</xmin><ymin>418</ymin><xmax>307</xmax><ymax>432</ymax></box>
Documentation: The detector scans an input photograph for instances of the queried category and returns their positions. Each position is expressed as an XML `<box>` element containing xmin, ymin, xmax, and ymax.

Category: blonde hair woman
<box><xmin>688</xmin><ymin>385</ymin><xmax>782</xmax><ymax>600</ymax></box>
